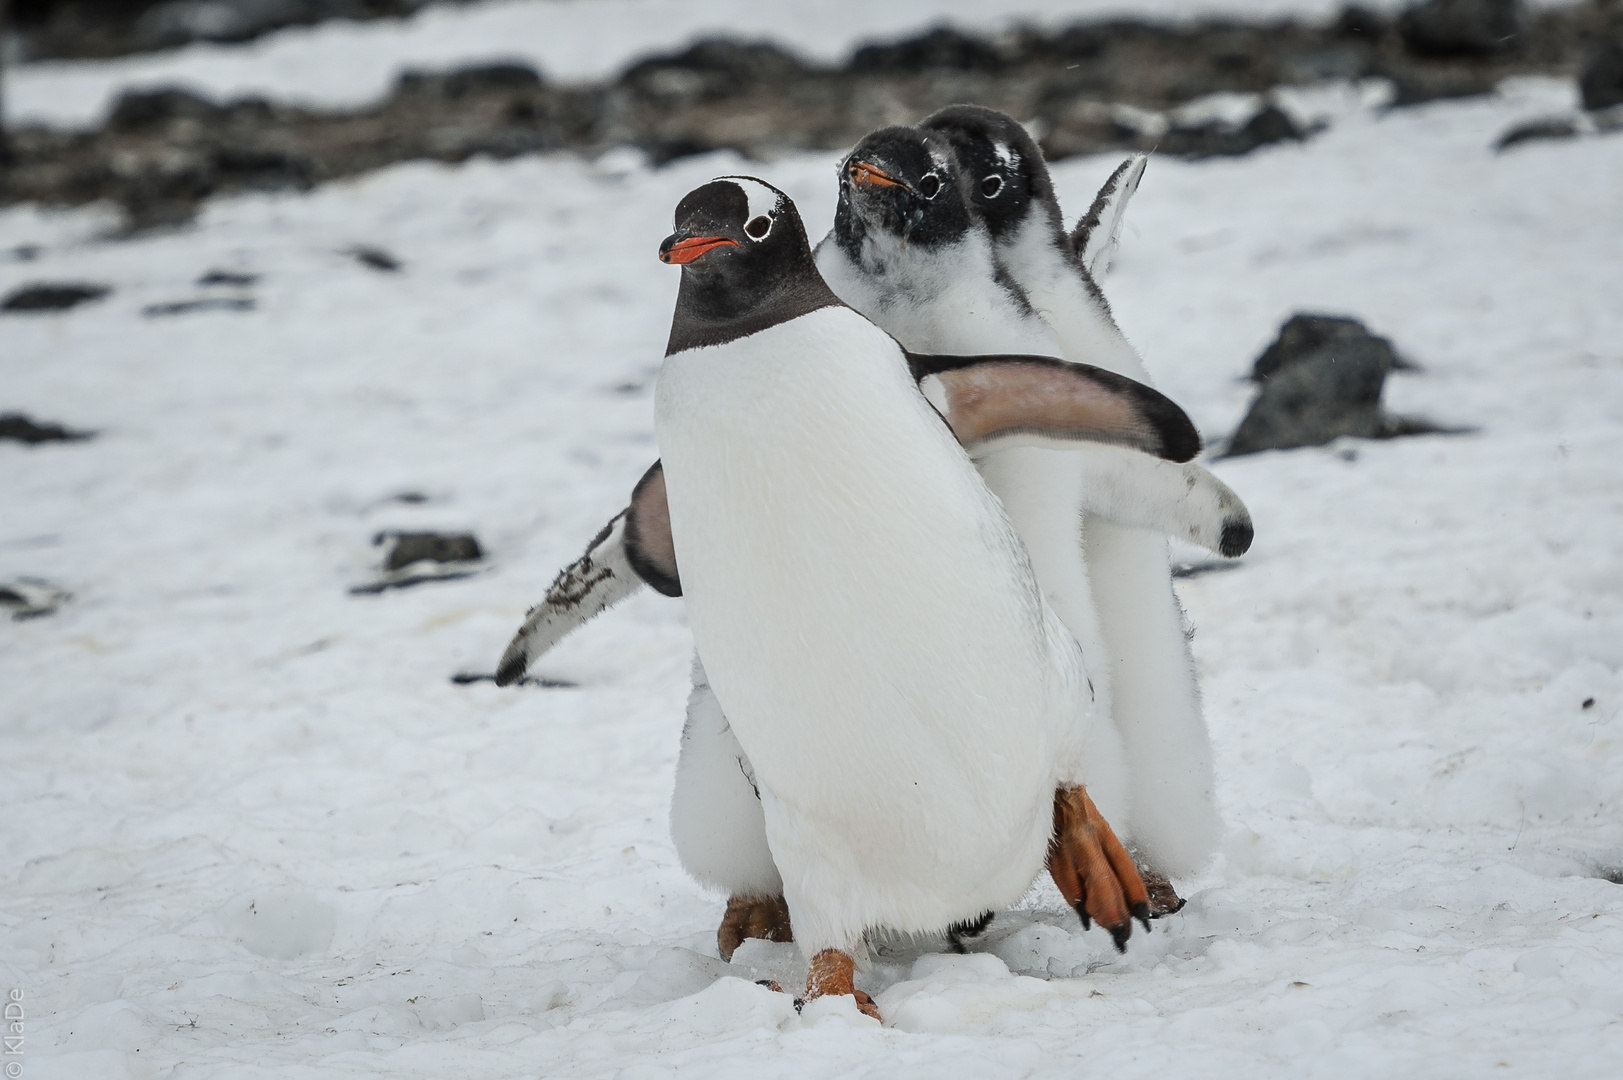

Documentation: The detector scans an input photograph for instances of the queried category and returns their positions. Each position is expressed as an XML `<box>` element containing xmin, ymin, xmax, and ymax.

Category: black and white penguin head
<box><xmin>833</xmin><ymin>126</ymin><xmax>973</xmax><ymax>253</ymax></box>
<box><xmin>920</xmin><ymin>105</ymin><xmax>1061</xmax><ymax>242</ymax></box>
<box><xmin>660</xmin><ymin>176</ymin><xmax>840</xmax><ymax>354</ymax></box>
<box><xmin>659</xmin><ymin>175</ymin><xmax>804</xmax><ymax>276</ymax></box>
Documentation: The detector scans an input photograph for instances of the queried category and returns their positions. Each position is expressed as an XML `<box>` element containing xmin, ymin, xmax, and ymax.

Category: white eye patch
<box><xmin>714</xmin><ymin>176</ymin><xmax>782</xmax><ymax>225</ymax></box>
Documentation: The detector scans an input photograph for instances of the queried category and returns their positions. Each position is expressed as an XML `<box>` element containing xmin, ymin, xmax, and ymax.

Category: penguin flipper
<box><xmin>624</xmin><ymin>461</ymin><xmax>682</xmax><ymax>597</ymax></box>
<box><xmin>494</xmin><ymin>462</ymin><xmax>683</xmax><ymax>687</ymax></box>
<box><xmin>494</xmin><ymin>511</ymin><xmax>647</xmax><ymax>686</ymax></box>
<box><xmin>1070</xmin><ymin>154</ymin><xmax>1147</xmax><ymax>277</ymax></box>
<box><xmin>1075</xmin><ymin>448</ymin><xmax>1254</xmax><ymax>558</ymax></box>
<box><xmin>909</xmin><ymin>353</ymin><xmax>1201</xmax><ymax>462</ymax></box>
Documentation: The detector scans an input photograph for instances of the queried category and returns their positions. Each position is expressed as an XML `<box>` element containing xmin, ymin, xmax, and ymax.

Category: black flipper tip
<box><xmin>1131</xmin><ymin>901</ymin><xmax>1153</xmax><ymax>934</ymax></box>
<box><xmin>493</xmin><ymin>654</ymin><xmax>527</xmax><ymax>687</ymax></box>
<box><xmin>1220</xmin><ymin>519</ymin><xmax>1254</xmax><ymax>558</ymax></box>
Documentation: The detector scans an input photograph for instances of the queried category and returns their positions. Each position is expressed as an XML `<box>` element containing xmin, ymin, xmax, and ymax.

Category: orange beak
<box><xmin>846</xmin><ymin>159</ymin><xmax>906</xmax><ymax>190</ymax></box>
<box><xmin>659</xmin><ymin>235</ymin><xmax>739</xmax><ymax>265</ymax></box>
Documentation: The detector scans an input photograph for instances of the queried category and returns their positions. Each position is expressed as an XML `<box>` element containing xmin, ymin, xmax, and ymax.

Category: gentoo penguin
<box><xmin>921</xmin><ymin>105</ymin><xmax>1221</xmax><ymax>885</ymax></box>
<box><xmin>648</xmin><ymin>174</ymin><xmax>1177</xmax><ymax>1016</ymax></box>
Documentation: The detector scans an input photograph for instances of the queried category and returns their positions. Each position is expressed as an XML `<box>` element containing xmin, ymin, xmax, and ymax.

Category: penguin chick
<box><xmin>922</xmin><ymin>104</ymin><xmax>1221</xmax><ymax>881</ymax></box>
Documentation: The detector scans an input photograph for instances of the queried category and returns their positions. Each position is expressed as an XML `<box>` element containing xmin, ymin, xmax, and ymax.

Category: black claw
<box><xmin>1131</xmin><ymin>901</ymin><xmax>1153</xmax><ymax>933</ymax></box>
<box><xmin>1074</xmin><ymin>901</ymin><xmax>1091</xmax><ymax>931</ymax></box>
<box><xmin>1109</xmin><ymin>921</ymin><xmax>1131</xmax><ymax>953</ymax></box>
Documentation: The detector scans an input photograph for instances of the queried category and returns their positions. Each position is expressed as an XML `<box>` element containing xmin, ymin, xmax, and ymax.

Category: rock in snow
<box><xmin>1226</xmin><ymin>313</ymin><xmax>1449</xmax><ymax>456</ymax></box>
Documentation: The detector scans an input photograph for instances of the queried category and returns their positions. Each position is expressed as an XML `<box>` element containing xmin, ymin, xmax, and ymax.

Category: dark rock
<box><xmin>376</xmin><ymin>531</ymin><xmax>483</xmax><ymax>571</ymax></box>
<box><xmin>1166</xmin><ymin>105</ymin><xmax>1308</xmax><ymax>159</ymax></box>
<box><xmin>620</xmin><ymin>40</ymin><xmax>808</xmax><ymax>105</ymax></box>
<box><xmin>142</xmin><ymin>297</ymin><xmax>257</xmax><ymax>317</ymax></box>
<box><xmin>1252</xmin><ymin>313</ymin><xmax>1410</xmax><ymax>381</ymax></box>
<box><xmin>850</xmin><ymin>26</ymin><xmax>1008</xmax><ymax>74</ymax></box>
<box><xmin>0</xmin><ymin>413</ymin><xmax>95</xmax><ymax>444</ymax></box>
<box><xmin>1494</xmin><ymin>116</ymin><xmax>1580</xmax><ymax>152</ymax></box>
<box><xmin>1579</xmin><ymin>39</ymin><xmax>1623</xmax><ymax>112</ymax></box>
<box><xmin>1229</xmin><ymin>314</ymin><xmax>1457</xmax><ymax>455</ymax></box>
<box><xmin>1334</xmin><ymin>6</ymin><xmax>1389</xmax><ymax>41</ymax></box>
<box><xmin>2</xmin><ymin>282</ymin><xmax>111</xmax><ymax>312</ymax></box>
<box><xmin>106</xmin><ymin>87</ymin><xmax>226</xmax><ymax>132</ymax></box>
<box><xmin>398</xmin><ymin>62</ymin><xmax>545</xmax><ymax>100</ymax></box>
<box><xmin>133</xmin><ymin>0</ymin><xmax>371</xmax><ymax>49</ymax></box>
<box><xmin>349</xmin><ymin>246</ymin><xmax>402</xmax><ymax>272</ymax></box>
<box><xmin>1397</xmin><ymin>0</ymin><xmax>1524</xmax><ymax>57</ymax></box>
<box><xmin>0</xmin><ymin>578</ymin><xmax>72</xmax><ymax>620</ymax></box>
<box><xmin>197</xmin><ymin>269</ymin><xmax>259</xmax><ymax>286</ymax></box>
<box><xmin>1228</xmin><ymin>336</ymin><xmax>1392</xmax><ymax>455</ymax></box>
<box><xmin>1385</xmin><ymin>69</ymin><xmax>1498</xmax><ymax>107</ymax></box>
<box><xmin>212</xmin><ymin>144</ymin><xmax>316</xmax><ymax>191</ymax></box>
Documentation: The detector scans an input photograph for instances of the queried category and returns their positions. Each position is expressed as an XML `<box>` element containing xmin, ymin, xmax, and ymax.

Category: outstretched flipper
<box><xmin>499</xmin><ymin>362</ymin><xmax>1215</xmax><ymax>680</ymax></box>
<box><xmin>494</xmin><ymin>463</ymin><xmax>680</xmax><ymax>687</ymax></box>
<box><xmin>909</xmin><ymin>352</ymin><xmax>1201</xmax><ymax>462</ymax></box>
<box><xmin>1070</xmin><ymin>154</ymin><xmax>1147</xmax><ymax>277</ymax></box>
<box><xmin>1074</xmin><ymin>446</ymin><xmax>1253</xmax><ymax>558</ymax></box>
<box><xmin>1049</xmin><ymin>786</ymin><xmax>1152</xmax><ymax>952</ymax></box>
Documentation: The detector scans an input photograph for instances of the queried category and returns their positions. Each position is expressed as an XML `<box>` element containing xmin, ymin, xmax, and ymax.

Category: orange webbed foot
<box><xmin>1048</xmin><ymin>786</ymin><xmax>1152</xmax><ymax>951</ymax></box>
<box><xmin>718</xmin><ymin>894</ymin><xmax>794</xmax><ymax>961</ymax></box>
<box><xmin>802</xmin><ymin>948</ymin><xmax>881</xmax><ymax>1020</ymax></box>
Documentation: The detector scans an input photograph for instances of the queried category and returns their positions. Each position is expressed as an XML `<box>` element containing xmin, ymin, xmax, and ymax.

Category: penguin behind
<box><xmin>651</xmin><ymin>175</ymin><xmax>1162</xmax><ymax>1017</ymax></box>
<box><xmin>923</xmin><ymin>104</ymin><xmax>1222</xmax><ymax>883</ymax></box>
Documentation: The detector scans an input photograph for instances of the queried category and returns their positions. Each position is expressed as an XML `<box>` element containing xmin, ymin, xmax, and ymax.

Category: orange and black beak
<box><xmin>659</xmin><ymin>233</ymin><xmax>739</xmax><ymax>265</ymax></box>
<box><xmin>845</xmin><ymin>159</ymin><xmax>911</xmax><ymax>193</ymax></box>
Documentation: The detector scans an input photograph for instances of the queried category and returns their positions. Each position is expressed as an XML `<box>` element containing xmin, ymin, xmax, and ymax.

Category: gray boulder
<box><xmin>1580</xmin><ymin>40</ymin><xmax>1623</xmax><ymax>113</ymax></box>
<box><xmin>1229</xmin><ymin>336</ymin><xmax>1392</xmax><ymax>456</ymax></box>
<box><xmin>1397</xmin><ymin>0</ymin><xmax>1524</xmax><ymax>57</ymax></box>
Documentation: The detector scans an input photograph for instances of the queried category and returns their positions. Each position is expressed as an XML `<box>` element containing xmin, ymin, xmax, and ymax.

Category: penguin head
<box><xmin>835</xmin><ymin>127</ymin><xmax>973</xmax><ymax>251</ymax></box>
<box><xmin>920</xmin><ymin>105</ymin><xmax>1060</xmax><ymax>242</ymax></box>
<box><xmin>661</xmin><ymin>177</ymin><xmax>840</xmax><ymax>354</ymax></box>
<box><xmin>660</xmin><ymin>176</ymin><xmax>806</xmax><ymax>277</ymax></box>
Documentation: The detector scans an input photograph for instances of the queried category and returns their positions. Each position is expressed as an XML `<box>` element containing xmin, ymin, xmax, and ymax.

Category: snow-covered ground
<box><xmin>4</xmin><ymin>0</ymin><xmax>1398</xmax><ymax>129</ymax></box>
<box><xmin>4</xmin><ymin>65</ymin><xmax>1623</xmax><ymax>1078</ymax></box>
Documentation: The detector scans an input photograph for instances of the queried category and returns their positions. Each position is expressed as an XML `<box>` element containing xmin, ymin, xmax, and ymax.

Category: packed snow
<box><xmin>4</xmin><ymin>66</ymin><xmax>1623</xmax><ymax>1080</ymax></box>
<box><xmin>4</xmin><ymin>0</ymin><xmax>1404</xmax><ymax>129</ymax></box>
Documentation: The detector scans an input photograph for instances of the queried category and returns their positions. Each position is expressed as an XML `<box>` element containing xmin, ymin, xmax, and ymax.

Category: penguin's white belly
<box><xmin>655</xmin><ymin>306</ymin><xmax>1082</xmax><ymax>947</ymax></box>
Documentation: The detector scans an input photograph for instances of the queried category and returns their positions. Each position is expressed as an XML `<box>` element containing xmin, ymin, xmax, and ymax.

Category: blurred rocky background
<box><xmin>2</xmin><ymin>0</ymin><xmax>1621</xmax><ymax>230</ymax></box>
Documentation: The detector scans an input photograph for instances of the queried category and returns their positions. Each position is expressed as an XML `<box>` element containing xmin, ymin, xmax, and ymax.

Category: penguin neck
<box><xmin>667</xmin><ymin>261</ymin><xmax>842</xmax><ymax>356</ymax></box>
<box><xmin>997</xmin><ymin>213</ymin><xmax>1148</xmax><ymax>381</ymax></box>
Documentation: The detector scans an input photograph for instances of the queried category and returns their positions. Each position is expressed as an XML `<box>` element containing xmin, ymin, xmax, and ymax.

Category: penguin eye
<box><xmin>981</xmin><ymin>175</ymin><xmax>1004</xmax><ymax>198</ymax></box>
<box><xmin>919</xmin><ymin>174</ymin><xmax>941</xmax><ymax>200</ymax></box>
<box><xmin>745</xmin><ymin>215</ymin><xmax>772</xmax><ymax>240</ymax></box>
